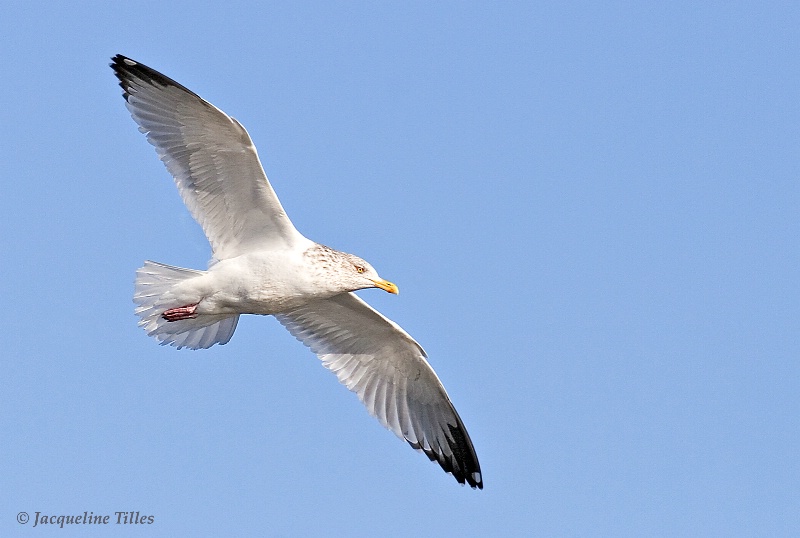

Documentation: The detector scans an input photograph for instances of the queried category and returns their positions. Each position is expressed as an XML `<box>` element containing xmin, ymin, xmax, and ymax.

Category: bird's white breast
<box><xmin>186</xmin><ymin>248</ymin><xmax>339</xmax><ymax>316</ymax></box>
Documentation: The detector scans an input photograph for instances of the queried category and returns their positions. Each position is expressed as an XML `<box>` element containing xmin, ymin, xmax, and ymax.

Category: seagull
<box><xmin>111</xmin><ymin>55</ymin><xmax>482</xmax><ymax>489</ymax></box>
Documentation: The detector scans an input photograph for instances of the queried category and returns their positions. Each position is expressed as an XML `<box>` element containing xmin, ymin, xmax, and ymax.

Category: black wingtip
<box><xmin>408</xmin><ymin>422</ymin><xmax>483</xmax><ymax>490</ymax></box>
<box><xmin>110</xmin><ymin>54</ymin><xmax>203</xmax><ymax>102</ymax></box>
<box><xmin>110</xmin><ymin>54</ymin><xmax>137</xmax><ymax>101</ymax></box>
<box><xmin>446</xmin><ymin>423</ymin><xmax>483</xmax><ymax>489</ymax></box>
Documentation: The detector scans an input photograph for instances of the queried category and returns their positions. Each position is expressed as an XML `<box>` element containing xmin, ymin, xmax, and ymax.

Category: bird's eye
<box><xmin>355</xmin><ymin>265</ymin><xmax>366</xmax><ymax>274</ymax></box>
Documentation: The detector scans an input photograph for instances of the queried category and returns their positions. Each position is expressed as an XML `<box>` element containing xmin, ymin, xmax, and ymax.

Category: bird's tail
<box><xmin>134</xmin><ymin>260</ymin><xmax>239</xmax><ymax>349</ymax></box>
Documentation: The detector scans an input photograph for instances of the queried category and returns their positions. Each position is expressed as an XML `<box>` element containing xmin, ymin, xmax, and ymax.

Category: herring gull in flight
<box><xmin>110</xmin><ymin>55</ymin><xmax>482</xmax><ymax>489</ymax></box>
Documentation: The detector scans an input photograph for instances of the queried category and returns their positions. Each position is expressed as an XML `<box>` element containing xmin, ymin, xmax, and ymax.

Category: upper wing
<box><xmin>276</xmin><ymin>293</ymin><xmax>482</xmax><ymax>489</ymax></box>
<box><xmin>111</xmin><ymin>55</ymin><xmax>304</xmax><ymax>259</ymax></box>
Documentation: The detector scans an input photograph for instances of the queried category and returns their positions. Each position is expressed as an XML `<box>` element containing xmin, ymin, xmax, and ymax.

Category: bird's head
<box><xmin>342</xmin><ymin>253</ymin><xmax>399</xmax><ymax>295</ymax></box>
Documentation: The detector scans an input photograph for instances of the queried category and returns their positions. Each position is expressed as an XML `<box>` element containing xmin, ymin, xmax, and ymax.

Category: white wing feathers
<box><xmin>111</xmin><ymin>55</ymin><xmax>303</xmax><ymax>260</ymax></box>
<box><xmin>276</xmin><ymin>293</ymin><xmax>483</xmax><ymax>489</ymax></box>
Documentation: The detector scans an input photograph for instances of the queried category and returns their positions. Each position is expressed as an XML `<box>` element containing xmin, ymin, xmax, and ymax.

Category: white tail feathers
<box><xmin>134</xmin><ymin>260</ymin><xmax>239</xmax><ymax>349</ymax></box>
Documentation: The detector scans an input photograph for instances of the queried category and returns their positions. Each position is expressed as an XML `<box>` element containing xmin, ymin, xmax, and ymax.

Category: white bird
<box><xmin>111</xmin><ymin>55</ymin><xmax>482</xmax><ymax>489</ymax></box>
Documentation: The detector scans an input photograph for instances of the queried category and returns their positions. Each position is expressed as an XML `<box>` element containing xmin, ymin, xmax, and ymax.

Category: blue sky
<box><xmin>2</xmin><ymin>1</ymin><xmax>799</xmax><ymax>536</ymax></box>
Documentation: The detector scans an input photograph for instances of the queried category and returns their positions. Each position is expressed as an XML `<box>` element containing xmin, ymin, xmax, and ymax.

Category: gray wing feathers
<box><xmin>276</xmin><ymin>293</ymin><xmax>482</xmax><ymax>489</ymax></box>
<box><xmin>111</xmin><ymin>55</ymin><xmax>301</xmax><ymax>259</ymax></box>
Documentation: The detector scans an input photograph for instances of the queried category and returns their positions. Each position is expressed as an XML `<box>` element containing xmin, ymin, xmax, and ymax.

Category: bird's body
<box><xmin>112</xmin><ymin>54</ymin><xmax>482</xmax><ymax>489</ymax></box>
<box><xmin>151</xmin><ymin>245</ymin><xmax>361</xmax><ymax>317</ymax></box>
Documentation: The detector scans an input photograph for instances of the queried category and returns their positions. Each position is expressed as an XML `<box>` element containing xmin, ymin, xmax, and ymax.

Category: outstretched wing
<box><xmin>111</xmin><ymin>55</ymin><xmax>304</xmax><ymax>259</ymax></box>
<box><xmin>276</xmin><ymin>293</ymin><xmax>482</xmax><ymax>489</ymax></box>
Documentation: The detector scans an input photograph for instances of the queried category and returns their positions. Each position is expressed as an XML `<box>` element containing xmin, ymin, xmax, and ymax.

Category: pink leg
<box><xmin>162</xmin><ymin>303</ymin><xmax>199</xmax><ymax>322</ymax></box>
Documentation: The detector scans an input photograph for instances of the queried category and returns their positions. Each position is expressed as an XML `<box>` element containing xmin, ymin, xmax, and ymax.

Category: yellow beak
<box><xmin>371</xmin><ymin>279</ymin><xmax>399</xmax><ymax>294</ymax></box>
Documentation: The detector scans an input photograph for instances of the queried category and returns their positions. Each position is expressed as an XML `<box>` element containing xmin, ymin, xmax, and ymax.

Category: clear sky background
<box><xmin>2</xmin><ymin>2</ymin><xmax>798</xmax><ymax>536</ymax></box>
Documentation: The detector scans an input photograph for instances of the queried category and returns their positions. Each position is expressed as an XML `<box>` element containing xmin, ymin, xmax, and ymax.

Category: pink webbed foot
<box><xmin>162</xmin><ymin>303</ymin><xmax>199</xmax><ymax>322</ymax></box>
